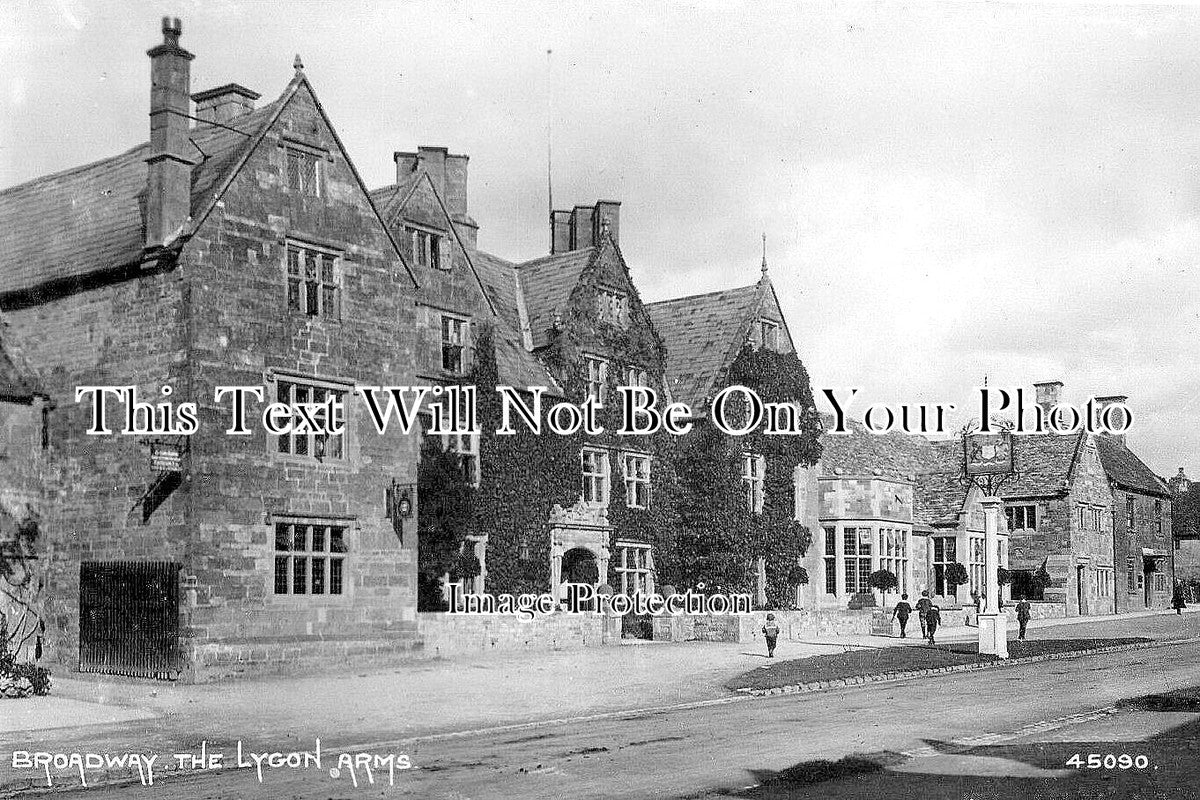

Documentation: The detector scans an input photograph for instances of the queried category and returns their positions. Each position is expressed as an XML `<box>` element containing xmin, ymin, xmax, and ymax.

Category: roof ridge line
<box><xmin>0</xmin><ymin>141</ymin><xmax>149</xmax><ymax>197</ymax></box>
<box><xmin>645</xmin><ymin>282</ymin><xmax>759</xmax><ymax>307</ymax></box>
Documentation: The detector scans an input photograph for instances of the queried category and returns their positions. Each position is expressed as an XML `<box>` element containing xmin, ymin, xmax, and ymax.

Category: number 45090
<box><xmin>1066</xmin><ymin>754</ymin><xmax>1150</xmax><ymax>769</ymax></box>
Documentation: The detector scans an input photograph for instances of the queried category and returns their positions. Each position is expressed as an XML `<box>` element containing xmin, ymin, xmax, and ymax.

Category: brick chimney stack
<box><xmin>145</xmin><ymin>16</ymin><xmax>196</xmax><ymax>248</ymax></box>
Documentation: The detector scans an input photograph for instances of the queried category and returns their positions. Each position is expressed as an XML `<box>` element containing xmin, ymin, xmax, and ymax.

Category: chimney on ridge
<box><xmin>1094</xmin><ymin>395</ymin><xmax>1130</xmax><ymax>445</ymax></box>
<box><xmin>1033</xmin><ymin>380</ymin><xmax>1063</xmax><ymax>421</ymax></box>
<box><xmin>192</xmin><ymin>83</ymin><xmax>259</xmax><ymax>125</ymax></box>
<box><xmin>549</xmin><ymin>200</ymin><xmax>621</xmax><ymax>254</ymax></box>
<box><xmin>145</xmin><ymin>16</ymin><xmax>196</xmax><ymax>248</ymax></box>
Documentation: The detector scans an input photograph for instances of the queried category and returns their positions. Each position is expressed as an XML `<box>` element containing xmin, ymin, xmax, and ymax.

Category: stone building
<box><xmin>0</xmin><ymin>20</ymin><xmax>424</xmax><ymax>680</ymax></box>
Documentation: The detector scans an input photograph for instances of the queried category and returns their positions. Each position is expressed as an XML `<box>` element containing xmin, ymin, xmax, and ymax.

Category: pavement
<box><xmin>1</xmin><ymin>605</ymin><xmax>1197</xmax><ymax>791</ymax></box>
<box><xmin>12</xmin><ymin>630</ymin><xmax>1200</xmax><ymax>799</ymax></box>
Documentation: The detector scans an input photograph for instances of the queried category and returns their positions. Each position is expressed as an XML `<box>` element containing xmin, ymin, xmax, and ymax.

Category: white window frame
<box><xmin>436</xmin><ymin>400</ymin><xmax>480</xmax><ymax>487</ymax></box>
<box><xmin>614</xmin><ymin>542</ymin><xmax>653</xmax><ymax>596</ymax></box>
<box><xmin>581</xmin><ymin>448</ymin><xmax>610</xmax><ymax>506</ymax></box>
<box><xmin>742</xmin><ymin>453</ymin><xmax>765</xmax><ymax>514</ymax></box>
<box><xmin>879</xmin><ymin>528</ymin><xmax>909</xmax><ymax>595</ymax></box>
<box><xmin>622</xmin><ymin>452</ymin><xmax>651</xmax><ymax>509</ymax></box>
<box><xmin>408</xmin><ymin>225</ymin><xmax>449</xmax><ymax>270</ymax></box>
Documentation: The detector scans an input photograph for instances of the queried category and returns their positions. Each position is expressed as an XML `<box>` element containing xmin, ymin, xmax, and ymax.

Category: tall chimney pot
<box><xmin>145</xmin><ymin>15</ymin><xmax>196</xmax><ymax>248</ymax></box>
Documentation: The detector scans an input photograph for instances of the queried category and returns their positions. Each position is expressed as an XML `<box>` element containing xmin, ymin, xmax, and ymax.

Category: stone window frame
<box><xmin>1004</xmin><ymin>503</ymin><xmax>1037</xmax><ymax>532</ymax></box>
<box><xmin>270</xmin><ymin>514</ymin><xmax>354</xmax><ymax>603</ymax></box>
<box><xmin>822</xmin><ymin>527</ymin><xmax>837</xmax><ymax>595</ymax></box>
<box><xmin>284</xmin><ymin>239</ymin><xmax>342</xmax><ymax>321</ymax></box>
<box><xmin>759</xmin><ymin>319</ymin><xmax>781</xmax><ymax>351</ymax></box>
<box><xmin>581</xmin><ymin>447</ymin><xmax>610</xmax><ymax>507</ymax></box>
<box><xmin>267</xmin><ymin>370</ymin><xmax>353</xmax><ymax>467</ymax></box>
<box><xmin>407</xmin><ymin>222</ymin><xmax>451</xmax><ymax>271</ymax></box>
<box><xmin>440</xmin><ymin>314</ymin><xmax>470</xmax><ymax>375</ymax></box>
<box><xmin>613</xmin><ymin>541</ymin><xmax>654</xmax><ymax>596</ymax></box>
<box><xmin>422</xmin><ymin>402</ymin><xmax>480</xmax><ymax>487</ymax></box>
<box><xmin>595</xmin><ymin>287</ymin><xmax>630</xmax><ymax>327</ymax></box>
<box><xmin>282</xmin><ymin>146</ymin><xmax>323</xmax><ymax>198</ymax></box>
<box><xmin>1154</xmin><ymin>499</ymin><xmax>1163</xmax><ymax>535</ymax></box>
<box><xmin>621</xmin><ymin>452</ymin><xmax>652</xmax><ymax>509</ymax></box>
<box><xmin>1077</xmin><ymin>504</ymin><xmax>1103</xmax><ymax>531</ymax></box>
<box><xmin>879</xmin><ymin>528</ymin><xmax>909</xmax><ymax>596</ymax></box>
<box><xmin>623</xmin><ymin>365</ymin><xmax>649</xmax><ymax>389</ymax></box>
<box><xmin>932</xmin><ymin>535</ymin><xmax>957</xmax><ymax>596</ymax></box>
<box><xmin>585</xmin><ymin>355</ymin><xmax>609</xmax><ymax>405</ymax></box>
<box><xmin>1126</xmin><ymin>495</ymin><xmax>1136</xmax><ymax>530</ymax></box>
<box><xmin>741</xmin><ymin>453</ymin><xmax>765</xmax><ymax>514</ymax></box>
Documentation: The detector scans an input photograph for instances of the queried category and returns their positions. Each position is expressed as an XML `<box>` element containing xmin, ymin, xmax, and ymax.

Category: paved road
<box><xmin>10</xmin><ymin>638</ymin><xmax>1199</xmax><ymax>799</ymax></box>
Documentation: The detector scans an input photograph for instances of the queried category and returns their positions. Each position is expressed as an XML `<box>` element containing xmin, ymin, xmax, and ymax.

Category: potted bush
<box><xmin>944</xmin><ymin>563</ymin><xmax>969</xmax><ymax>603</ymax></box>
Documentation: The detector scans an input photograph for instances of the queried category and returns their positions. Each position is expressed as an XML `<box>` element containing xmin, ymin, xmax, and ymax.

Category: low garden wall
<box><xmin>653</xmin><ymin>609</ymin><xmax>872</xmax><ymax>643</ymax></box>
<box><xmin>417</xmin><ymin>612</ymin><xmax>623</xmax><ymax>658</ymax></box>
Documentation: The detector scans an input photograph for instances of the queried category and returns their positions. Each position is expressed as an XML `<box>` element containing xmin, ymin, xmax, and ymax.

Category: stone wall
<box><xmin>653</xmin><ymin>609</ymin><xmax>872</xmax><ymax>643</ymax></box>
<box><xmin>417</xmin><ymin>612</ymin><xmax>622</xmax><ymax>658</ymax></box>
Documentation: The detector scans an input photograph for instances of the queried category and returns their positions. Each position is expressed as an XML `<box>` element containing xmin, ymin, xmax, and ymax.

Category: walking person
<box><xmin>916</xmin><ymin>590</ymin><xmax>932</xmax><ymax>639</ymax></box>
<box><xmin>1173</xmin><ymin>583</ymin><xmax>1187</xmax><ymax>616</ymax></box>
<box><xmin>1016</xmin><ymin>595</ymin><xmax>1032</xmax><ymax>640</ymax></box>
<box><xmin>892</xmin><ymin>593</ymin><xmax>913</xmax><ymax>638</ymax></box>
<box><xmin>762</xmin><ymin>613</ymin><xmax>780</xmax><ymax>658</ymax></box>
<box><xmin>926</xmin><ymin>602</ymin><xmax>942</xmax><ymax>645</ymax></box>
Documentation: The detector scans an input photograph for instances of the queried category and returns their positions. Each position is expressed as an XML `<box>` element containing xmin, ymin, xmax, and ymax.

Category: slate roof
<box><xmin>470</xmin><ymin>250</ymin><xmax>561</xmax><ymax>393</ymax></box>
<box><xmin>998</xmin><ymin>432</ymin><xmax>1083</xmax><ymax>499</ymax></box>
<box><xmin>514</xmin><ymin>248</ymin><xmax>594</xmax><ymax>349</ymax></box>
<box><xmin>645</xmin><ymin>283</ymin><xmax>761</xmax><ymax>411</ymax></box>
<box><xmin>914</xmin><ymin>440</ymin><xmax>970</xmax><ymax>527</ymax></box>
<box><xmin>818</xmin><ymin>416</ymin><xmax>939</xmax><ymax>481</ymax></box>
<box><xmin>1095</xmin><ymin>436</ymin><xmax>1170</xmax><ymax>497</ymax></box>
<box><xmin>368</xmin><ymin>176</ymin><xmax>422</xmax><ymax>224</ymax></box>
<box><xmin>0</xmin><ymin>100</ymin><xmax>280</xmax><ymax>298</ymax></box>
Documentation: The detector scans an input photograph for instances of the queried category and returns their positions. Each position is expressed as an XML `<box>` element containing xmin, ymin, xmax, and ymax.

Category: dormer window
<box><xmin>408</xmin><ymin>226</ymin><xmax>451</xmax><ymax>271</ymax></box>
<box><xmin>760</xmin><ymin>320</ymin><xmax>780</xmax><ymax>351</ymax></box>
<box><xmin>596</xmin><ymin>289</ymin><xmax>629</xmax><ymax>327</ymax></box>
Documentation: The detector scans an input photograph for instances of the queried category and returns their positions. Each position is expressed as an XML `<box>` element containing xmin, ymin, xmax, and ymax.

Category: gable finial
<box><xmin>760</xmin><ymin>232</ymin><xmax>768</xmax><ymax>277</ymax></box>
<box><xmin>294</xmin><ymin>54</ymin><xmax>305</xmax><ymax>72</ymax></box>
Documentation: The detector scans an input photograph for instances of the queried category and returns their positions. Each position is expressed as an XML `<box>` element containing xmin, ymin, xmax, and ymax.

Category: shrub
<box><xmin>996</xmin><ymin>567</ymin><xmax>1013</xmax><ymax>586</ymax></box>
<box><xmin>0</xmin><ymin>649</ymin><xmax>51</xmax><ymax>698</ymax></box>
<box><xmin>944</xmin><ymin>563</ymin><xmax>969</xmax><ymax>592</ymax></box>
<box><xmin>868</xmin><ymin>569</ymin><xmax>899</xmax><ymax>593</ymax></box>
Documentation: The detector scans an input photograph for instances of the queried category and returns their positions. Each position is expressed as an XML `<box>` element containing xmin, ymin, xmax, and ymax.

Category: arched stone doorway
<box><xmin>561</xmin><ymin>547</ymin><xmax>599</xmax><ymax>584</ymax></box>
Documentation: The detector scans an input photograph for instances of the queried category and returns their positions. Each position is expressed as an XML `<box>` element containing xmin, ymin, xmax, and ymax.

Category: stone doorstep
<box><xmin>738</xmin><ymin>638</ymin><xmax>1198</xmax><ymax>697</ymax></box>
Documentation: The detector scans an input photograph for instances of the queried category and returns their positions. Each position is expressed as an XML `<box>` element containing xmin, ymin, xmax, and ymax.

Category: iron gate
<box><xmin>79</xmin><ymin>561</ymin><xmax>181</xmax><ymax>679</ymax></box>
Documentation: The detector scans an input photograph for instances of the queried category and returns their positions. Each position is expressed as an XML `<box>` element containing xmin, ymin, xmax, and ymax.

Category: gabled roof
<box><xmin>470</xmin><ymin>250</ymin><xmax>561</xmax><ymax>392</ymax></box>
<box><xmin>0</xmin><ymin>100</ymin><xmax>278</xmax><ymax>298</ymax></box>
<box><xmin>514</xmin><ymin>248</ymin><xmax>595</xmax><ymax>349</ymax></box>
<box><xmin>645</xmin><ymin>283</ymin><xmax>762</xmax><ymax>411</ymax></box>
<box><xmin>368</xmin><ymin>175</ymin><xmax>421</xmax><ymax>222</ymax></box>
<box><xmin>1095</xmin><ymin>436</ymin><xmax>1170</xmax><ymax>498</ymax></box>
<box><xmin>998</xmin><ymin>432</ymin><xmax>1083</xmax><ymax>499</ymax></box>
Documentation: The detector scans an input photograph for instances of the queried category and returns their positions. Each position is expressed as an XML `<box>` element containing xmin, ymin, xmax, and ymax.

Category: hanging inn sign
<box><xmin>963</xmin><ymin>428</ymin><xmax>1014</xmax><ymax>495</ymax></box>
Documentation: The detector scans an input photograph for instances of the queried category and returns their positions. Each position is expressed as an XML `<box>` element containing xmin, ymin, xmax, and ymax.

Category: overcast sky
<box><xmin>2</xmin><ymin>1</ymin><xmax>1199</xmax><ymax>476</ymax></box>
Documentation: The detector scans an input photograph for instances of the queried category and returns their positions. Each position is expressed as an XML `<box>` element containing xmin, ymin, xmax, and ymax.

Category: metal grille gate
<box><xmin>79</xmin><ymin>561</ymin><xmax>181</xmax><ymax>679</ymax></box>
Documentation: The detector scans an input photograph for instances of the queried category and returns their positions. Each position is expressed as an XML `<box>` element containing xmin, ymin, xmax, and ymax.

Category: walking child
<box><xmin>762</xmin><ymin>613</ymin><xmax>780</xmax><ymax>658</ymax></box>
<box><xmin>892</xmin><ymin>593</ymin><xmax>913</xmax><ymax>638</ymax></box>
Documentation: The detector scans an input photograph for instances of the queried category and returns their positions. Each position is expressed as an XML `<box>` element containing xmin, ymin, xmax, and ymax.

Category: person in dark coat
<box><xmin>762</xmin><ymin>613</ymin><xmax>780</xmax><ymax>658</ymax></box>
<box><xmin>916</xmin><ymin>591</ymin><xmax>933</xmax><ymax>639</ymax></box>
<box><xmin>1016</xmin><ymin>596</ymin><xmax>1032</xmax><ymax>640</ymax></box>
<box><xmin>1173</xmin><ymin>584</ymin><xmax>1187</xmax><ymax>615</ymax></box>
<box><xmin>926</xmin><ymin>603</ymin><xmax>942</xmax><ymax>645</ymax></box>
<box><xmin>892</xmin><ymin>594</ymin><xmax>913</xmax><ymax>638</ymax></box>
